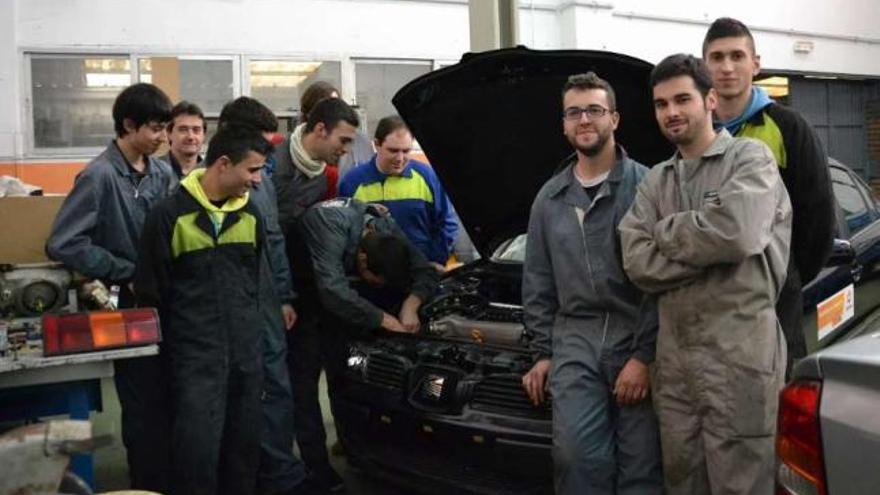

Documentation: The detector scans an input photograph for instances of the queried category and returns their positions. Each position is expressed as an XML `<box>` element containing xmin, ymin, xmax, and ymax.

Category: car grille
<box><xmin>365</xmin><ymin>352</ymin><xmax>408</xmax><ymax>390</ymax></box>
<box><xmin>471</xmin><ymin>374</ymin><xmax>551</xmax><ymax>419</ymax></box>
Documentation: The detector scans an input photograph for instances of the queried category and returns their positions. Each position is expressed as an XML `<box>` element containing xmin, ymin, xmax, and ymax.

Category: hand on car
<box><xmin>397</xmin><ymin>294</ymin><xmax>423</xmax><ymax>333</ymax></box>
<box><xmin>613</xmin><ymin>357</ymin><xmax>650</xmax><ymax>406</ymax></box>
<box><xmin>399</xmin><ymin>307</ymin><xmax>421</xmax><ymax>332</ymax></box>
<box><xmin>381</xmin><ymin>312</ymin><xmax>408</xmax><ymax>333</ymax></box>
<box><xmin>281</xmin><ymin>303</ymin><xmax>297</xmax><ymax>330</ymax></box>
<box><xmin>522</xmin><ymin>358</ymin><xmax>551</xmax><ymax>406</ymax></box>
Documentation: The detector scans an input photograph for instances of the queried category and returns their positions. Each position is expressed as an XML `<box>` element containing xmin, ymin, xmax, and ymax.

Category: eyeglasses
<box><xmin>563</xmin><ymin>105</ymin><xmax>610</xmax><ymax>121</ymax></box>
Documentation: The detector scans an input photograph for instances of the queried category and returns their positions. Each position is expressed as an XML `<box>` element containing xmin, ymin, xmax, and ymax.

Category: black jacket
<box><xmin>47</xmin><ymin>141</ymin><xmax>177</xmax><ymax>287</ymax></box>
<box><xmin>300</xmin><ymin>198</ymin><xmax>439</xmax><ymax>328</ymax></box>
<box><xmin>738</xmin><ymin>103</ymin><xmax>835</xmax><ymax>283</ymax></box>
<box><xmin>134</xmin><ymin>171</ymin><xmax>272</xmax><ymax>359</ymax></box>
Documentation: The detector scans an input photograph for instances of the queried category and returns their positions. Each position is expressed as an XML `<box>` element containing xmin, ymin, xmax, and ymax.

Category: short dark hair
<box><xmin>167</xmin><ymin>100</ymin><xmax>207</xmax><ymax>133</ymax></box>
<box><xmin>374</xmin><ymin>115</ymin><xmax>408</xmax><ymax>144</ymax></box>
<box><xmin>218</xmin><ymin>96</ymin><xmax>278</xmax><ymax>133</ymax></box>
<box><xmin>300</xmin><ymin>81</ymin><xmax>339</xmax><ymax>122</ymax></box>
<box><xmin>304</xmin><ymin>97</ymin><xmax>359</xmax><ymax>134</ymax></box>
<box><xmin>650</xmin><ymin>54</ymin><xmax>714</xmax><ymax>97</ymax></box>
<box><xmin>703</xmin><ymin>17</ymin><xmax>756</xmax><ymax>57</ymax></box>
<box><xmin>112</xmin><ymin>83</ymin><xmax>173</xmax><ymax>137</ymax></box>
<box><xmin>562</xmin><ymin>72</ymin><xmax>617</xmax><ymax>111</ymax></box>
<box><xmin>359</xmin><ymin>232</ymin><xmax>412</xmax><ymax>290</ymax></box>
<box><xmin>204</xmin><ymin>124</ymin><xmax>274</xmax><ymax>167</ymax></box>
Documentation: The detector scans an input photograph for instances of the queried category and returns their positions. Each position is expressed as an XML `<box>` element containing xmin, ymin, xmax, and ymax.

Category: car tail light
<box><xmin>776</xmin><ymin>380</ymin><xmax>826</xmax><ymax>495</ymax></box>
<box><xmin>42</xmin><ymin>308</ymin><xmax>161</xmax><ymax>356</ymax></box>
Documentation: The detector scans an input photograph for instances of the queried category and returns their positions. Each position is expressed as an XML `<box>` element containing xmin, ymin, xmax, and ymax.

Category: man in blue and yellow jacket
<box><xmin>338</xmin><ymin>115</ymin><xmax>458</xmax><ymax>267</ymax></box>
<box><xmin>135</xmin><ymin>124</ymin><xmax>275</xmax><ymax>495</ymax></box>
<box><xmin>703</xmin><ymin>18</ymin><xmax>835</xmax><ymax>373</ymax></box>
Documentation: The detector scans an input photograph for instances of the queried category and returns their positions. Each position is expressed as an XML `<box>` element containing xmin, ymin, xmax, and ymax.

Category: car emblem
<box><xmin>421</xmin><ymin>373</ymin><xmax>446</xmax><ymax>400</ymax></box>
<box><xmin>471</xmin><ymin>328</ymin><xmax>484</xmax><ymax>343</ymax></box>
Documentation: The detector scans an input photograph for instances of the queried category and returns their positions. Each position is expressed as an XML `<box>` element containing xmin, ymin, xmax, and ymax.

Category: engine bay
<box><xmin>418</xmin><ymin>260</ymin><xmax>528</xmax><ymax>347</ymax></box>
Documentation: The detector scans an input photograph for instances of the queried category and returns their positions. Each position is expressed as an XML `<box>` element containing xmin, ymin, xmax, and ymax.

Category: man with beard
<box><xmin>520</xmin><ymin>72</ymin><xmax>663</xmax><ymax>494</ymax></box>
<box><xmin>619</xmin><ymin>54</ymin><xmax>791</xmax><ymax>494</ymax></box>
<box><xmin>46</xmin><ymin>83</ymin><xmax>177</xmax><ymax>492</ymax></box>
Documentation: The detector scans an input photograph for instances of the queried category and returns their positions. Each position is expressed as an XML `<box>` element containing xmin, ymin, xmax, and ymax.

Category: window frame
<box><xmin>242</xmin><ymin>55</ymin><xmax>346</xmax><ymax>122</ymax></box>
<box><xmin>25</xmin><ymin>51</ymin><xmax>133</xmax><ymax>158</ymax></box>
<box><xmin>134</xmin><ymin>53</ymin><xmax>241</xmax><ymax>118</ymax></box>
<box><xmin>351</xmin><ymin>57</ymin><xmax>434</xmax><ymax>137</ymax></box>
<box><xmin>22</xmin><ymin>52</ymin><xmax>440</xmax><ymax>159</ymax></box>
<box><xmin>23</xmin><ymin>51</ymin><xmax>242</xmax><ymax>157</ymax></box>
<box><xmin>830</xmin><ymin>163</ymin><xmax>878</xmax><ymax>237</ymax></box>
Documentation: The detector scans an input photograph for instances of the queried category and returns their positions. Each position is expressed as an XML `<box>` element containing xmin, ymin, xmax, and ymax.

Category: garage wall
<box><xmin>567</xmin><ymin>0</ymin><xmax>880</xmax><ymax>76</ymax></box>
<box><xmin>0</xmin><ymin>1</ymin><xmax>20</xmax><ymax>159</ymax></box>
<box><xmin>2</xmin><ymin>0</ymin><xmax>880</xmax><ymax>163</ymax></box>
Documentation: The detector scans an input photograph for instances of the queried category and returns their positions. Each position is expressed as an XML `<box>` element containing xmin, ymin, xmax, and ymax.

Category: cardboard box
<box><xmin>0</xmin><ymin>196</ymin><xmax>66</xmax><ymax>264</ymax></box>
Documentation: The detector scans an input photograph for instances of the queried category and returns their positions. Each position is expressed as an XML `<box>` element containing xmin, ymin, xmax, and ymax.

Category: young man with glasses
<box><xmin>520</xmin><ymin>72</ymin><xmax>663</xmax><ymax>494</ymax></box>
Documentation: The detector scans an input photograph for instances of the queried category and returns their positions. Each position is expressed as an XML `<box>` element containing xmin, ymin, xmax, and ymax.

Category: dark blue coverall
<box><xmin>522</xmin><ymin>149</ymin><xmax>663</xmax><ymax>495</ymax></box>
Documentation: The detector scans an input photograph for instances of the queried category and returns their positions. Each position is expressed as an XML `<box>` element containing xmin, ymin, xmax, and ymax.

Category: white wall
<box><xmin>575</xmin><ymin>0</ymin><xmax>880</xmax><ymax>75</ymax></box>
<box><xmin>1</xmin><ymin>1</ymin><xmax>20</xmax><ymax>158</ymax></box>
<box><xmin>16</xmin><ymin>0</ymin><xmax>470</xmax><ymax>60</ymax></box>
<box><xmin>3</xmin><ymin>0</ymin><xmax>879</xmax><ymax>160</ymax></box>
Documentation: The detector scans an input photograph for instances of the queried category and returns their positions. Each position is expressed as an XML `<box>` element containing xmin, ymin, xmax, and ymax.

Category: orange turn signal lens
<box><xmin>42</xmin><ymin>308</ymin><xmax>161</xmax><ymax>356</ymax></box>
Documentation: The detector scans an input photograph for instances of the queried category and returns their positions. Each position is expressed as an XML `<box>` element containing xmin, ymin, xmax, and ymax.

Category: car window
<box><xmin>853</xmin><ymin>173</ymin><xmax>880</xmax><ymax>210</ymax></box>
<box><xmin>830</xmin><ymin>166</ymin><xmax>875</xmax><ymax>235</ymax></box>
<box><xmin>491</xmin><ymin>234</ymin><xmax>526</xmax><ymax>263</ymax></box>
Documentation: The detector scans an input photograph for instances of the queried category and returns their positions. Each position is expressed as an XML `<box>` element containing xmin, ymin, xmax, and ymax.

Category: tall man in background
<box><xmin>703</xmin><ymin>17</ymin><xmax>834</xmax><ymax>372</ymax></box>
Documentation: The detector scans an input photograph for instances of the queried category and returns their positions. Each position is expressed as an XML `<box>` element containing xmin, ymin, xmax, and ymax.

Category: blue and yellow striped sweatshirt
<box><xmin>338</xmin><ymin>156</ymin><xmax>458</xmax><ymax>264</ymax></box>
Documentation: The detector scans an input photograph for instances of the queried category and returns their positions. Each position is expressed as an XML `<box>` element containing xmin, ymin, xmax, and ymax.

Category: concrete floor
<box><xmin>91</xmin><ymin>375</ymin><xmax>408</xmax><ymax>494</ymax></box>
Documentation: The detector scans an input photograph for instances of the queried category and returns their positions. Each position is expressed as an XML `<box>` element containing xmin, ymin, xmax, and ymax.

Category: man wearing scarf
<box><xmin>703</xmin><ymin>18</ymin><xmax>835</xmax><ymax>375</ymax></box>
<box><xmin>271</xmin><ymin>97</ymin><xmax>359</xmax><ymax>492</ymax></box>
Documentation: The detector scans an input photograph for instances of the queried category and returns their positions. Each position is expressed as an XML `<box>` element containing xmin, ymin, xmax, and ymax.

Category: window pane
<box><xmin>249</xmin><ymin>60</ymin><xmax>342</xmax><ymax>114</ymax></box>
<box><xmin>139</xmin><ymin>58</ymin><xmax>233</xmax><ymax>113</ymax></box>
<box><xmin>31</xmin><ymin>56</ymin><xmax>131</xmax><ymax>148</ymax></box>
<box><xmin>354</xmin><ymin>61</ymin><xmax>431</xmax><ymax>137</ymax></box>
<box><xmin>831</xmin><ymin>167</ymin><xmax>871</xmax><ymax>234</ymax></box>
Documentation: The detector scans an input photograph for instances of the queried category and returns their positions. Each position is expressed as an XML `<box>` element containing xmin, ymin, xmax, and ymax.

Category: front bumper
<box><xmin>336</xmin><ymin>347</ymin><xmax>553</xmax><ymax>495</ymax></box>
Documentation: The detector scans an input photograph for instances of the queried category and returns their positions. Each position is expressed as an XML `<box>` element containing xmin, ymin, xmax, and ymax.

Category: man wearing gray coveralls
<box><xmin>620</xmin><ymin>54</ymin><xmax>790</xmax><ymax>494</ymax></box>
<box><xmin>520</xmin><ymin>72</ymin><xmax>663</xmax><ymax>495</ymax></box>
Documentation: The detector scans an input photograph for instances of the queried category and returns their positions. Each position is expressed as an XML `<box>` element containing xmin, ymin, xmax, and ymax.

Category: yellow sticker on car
<box><xmin>817</xmin><ymin>284</ymin><xmax>855</xmax><ymax>340</ymax></box>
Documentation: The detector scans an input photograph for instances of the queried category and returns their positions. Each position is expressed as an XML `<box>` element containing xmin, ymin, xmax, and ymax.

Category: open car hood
<box><xmin>393</xmin><ymin>47</ymin><xmax>672</xmax><ymax>257</ymax></box>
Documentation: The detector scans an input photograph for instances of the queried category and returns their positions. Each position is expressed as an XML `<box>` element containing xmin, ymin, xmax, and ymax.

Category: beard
<box><xmin>569</xmin><ymin>128</ymin><xmax>612</xmax><ymax>157</ymax></box>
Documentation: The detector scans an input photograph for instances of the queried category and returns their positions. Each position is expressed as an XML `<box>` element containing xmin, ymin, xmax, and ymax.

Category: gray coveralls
<box><xmin>619</xmin><ymin>131</ymin><xmax>792</xmax><ymax>495</ymax></box>
<box><xmin>47</xmin><ymin>141</ymin><xmax>177</xmax><ymax>493</ymax></box>
<box><xmin>522</xmin><ymin>148</ymin><xmax>663</xmax><ymax>495</ymax></box>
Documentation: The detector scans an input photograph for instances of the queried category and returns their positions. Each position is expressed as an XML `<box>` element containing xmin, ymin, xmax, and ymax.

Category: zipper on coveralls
<box><xmin>574</xmin><ymin>206</ymin><xmax>597</xmax><ymax>294</ymax></box>
<box><xmin>575</xmin><ymin>186</ymin><xmax>611</xmax><ymax>345</ymax></box>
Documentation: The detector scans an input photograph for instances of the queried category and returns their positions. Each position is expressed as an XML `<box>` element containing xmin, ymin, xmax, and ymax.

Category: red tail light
<box><xmin>42</xmin><ymin>308</ymin><xmax>161</xmax><ymax>356</ymax></box>
<box><xmin>776</xmin><ymin>380</ymin><xmax>826</xmax><ymax>495</ymax></box>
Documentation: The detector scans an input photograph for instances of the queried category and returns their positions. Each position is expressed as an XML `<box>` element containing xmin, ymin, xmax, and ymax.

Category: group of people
<box><xmin>521</xmin><ymin>17</ymin><xmax>834</xmax><ymax>495</ymax></box>
<box><xmin>43</xmin><ymin>14</ymin><xmax>836</xmax><ymax>495</ymax></box>
<box><xmin>46</xmin><ymin>78</ymin><xmax>450</xmax><ymax>495</ymax></box>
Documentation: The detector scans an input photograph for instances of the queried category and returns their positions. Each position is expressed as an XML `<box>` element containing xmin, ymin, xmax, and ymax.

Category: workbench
<box><xmin>0</xmin><ymin>345</ymin><xmax>159</xmax><ymax>489</ymax></box>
